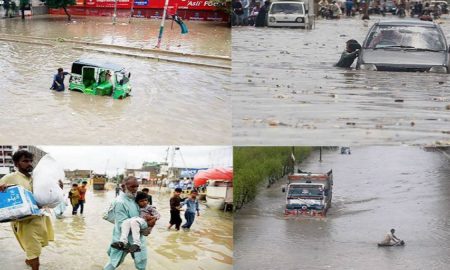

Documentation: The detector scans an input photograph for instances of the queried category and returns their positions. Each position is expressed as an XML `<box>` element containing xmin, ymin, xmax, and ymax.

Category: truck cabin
<box><xmin>287</xmin><ymin>184</ymin><xmax>326</xmax><ymax>199</ymax></box>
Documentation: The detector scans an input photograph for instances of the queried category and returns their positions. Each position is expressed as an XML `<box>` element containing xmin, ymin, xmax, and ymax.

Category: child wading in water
<box><xmin>181</xmin><ymin>190</ymin><xmax>200</xmax><ymax>230</ymax></box>
<box><xmin>168</xmin><ymin>187</ymin><xmax>183</xmax><ymax>230</ymax></box>
<box><xmin>68</xmin><ymin>183</ymin><xmax>81</xmax><ymax>215</ymax></box>
<box><xmin>111</xmin><ymin>191</ymin><xmax>160</xmax><ymax>253</ymax></box>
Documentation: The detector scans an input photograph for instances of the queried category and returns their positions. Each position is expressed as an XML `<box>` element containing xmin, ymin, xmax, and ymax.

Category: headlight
<box><xmin>296</xmin><ymin>17</ymin><xmax>304</xmax><ymax>23</ymax></box>
<box><xmin>269</xmin><ymin>17</ymin><xmax>276</xmax><ymax>22</ymax></box>
<box><xmin>429</xmin><ymin>66</ymin><xmax>447</xmax><ymax>73</ymax></box>
<box><xmin>359</xmin><ymin>64</ymin><xmax>377</xmax><ymax>71</ymax></box>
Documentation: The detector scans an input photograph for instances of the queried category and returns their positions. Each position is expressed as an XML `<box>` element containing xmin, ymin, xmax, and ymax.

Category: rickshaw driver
<box><xmin>105</xmin><ymin>70</ymin><xmax>115</xmax><ymax>93</ymax></box>
<box><xmin>50</xmin><ymin>68</ymin><xmax>70</xmax><ymax>92</ymax></box>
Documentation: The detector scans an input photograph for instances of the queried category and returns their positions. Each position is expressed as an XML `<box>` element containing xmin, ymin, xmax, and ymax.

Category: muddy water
<box><xmin>232</xmin><ymin>17</ymin><xmax>450</xmax><ymax>145</ymax></box>
<box><xmin>0</xmin><ymin>16</ymin><xmax>230</xmax><ymax>144</ymax></box>
<box><xmin>234</xmin><ymin>147</ymin><xmax>450</xmax><ymax>270</ymax></box>
<box><xmin>0</xmin><ymin>188</ymin><xmax>233</xmax><ymax>270</ymax></box>
<box><xmin>0</xmin><ymin>15</ymin><xmax>231</xmax><ymax>56</ymax></box>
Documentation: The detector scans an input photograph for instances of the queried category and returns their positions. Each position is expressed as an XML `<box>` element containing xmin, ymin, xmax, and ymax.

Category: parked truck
<box><xmin>267</xmin><ymin>0</ymin><xmax>315</xmax><ymax>29</ymax></box>
<box><xmin>91</xmin><ymin>174</ymin><xmax>107</xmax><ymax>190</ymax></box>
<box><xmin>282</xmin><ymin>170</ymin><xmax>333</xmax><ymax>216</ymax></box>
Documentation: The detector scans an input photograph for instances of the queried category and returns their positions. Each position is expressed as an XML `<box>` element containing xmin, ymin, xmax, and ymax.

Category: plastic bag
<box><xmin>103</xmin><ymin>200</ymin><xmax>116</xmax><ymax>224</ymax></box>
<box><xmin>32</xmin><ymin>154</ymin><xmax>65</xmax><ymax>208</ymax></box>
<box><xmin>0</xmin><ymin>186</ymin><xmax>43</xmax><ymax>223</ymax></box>
<box><xmin>53</xmin><ymin>193</ymin><xmax>67</xmax><ymax>219</ymax></box>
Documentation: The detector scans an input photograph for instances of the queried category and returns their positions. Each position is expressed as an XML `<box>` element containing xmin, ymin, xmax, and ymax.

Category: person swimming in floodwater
<box><xmin>335</xmin><ymin>39</ymin><xmax>362</xmax><ymax>68</ymax></box>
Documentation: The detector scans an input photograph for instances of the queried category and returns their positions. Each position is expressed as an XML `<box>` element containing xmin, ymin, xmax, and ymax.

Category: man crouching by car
<box><xmin>335</xmin><ymin>39</ymin><xmax>362</xmax><ymax>68</ymax></box>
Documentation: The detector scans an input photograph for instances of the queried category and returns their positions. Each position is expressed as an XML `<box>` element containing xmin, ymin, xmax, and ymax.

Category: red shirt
<box><xmin>78</xmin><ymin>186</ymin><xmax>87</xmax><ymax>201</ymax></box>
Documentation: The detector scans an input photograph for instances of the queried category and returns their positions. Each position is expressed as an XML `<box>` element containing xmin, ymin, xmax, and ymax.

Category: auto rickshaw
<box><xmin>68</xmin><ymin>59</ymin><xmax>132</xmax><ymax>99</ymax></box>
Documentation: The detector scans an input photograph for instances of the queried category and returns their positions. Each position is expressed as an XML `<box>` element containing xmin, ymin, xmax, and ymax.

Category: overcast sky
<box><xmin>38</xmin><ymin>146</ymin><xmax>232</xmax><ymax>176</ymax></box>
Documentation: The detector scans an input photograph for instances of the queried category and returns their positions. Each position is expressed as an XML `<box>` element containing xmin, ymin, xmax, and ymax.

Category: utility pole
<box><xmin>128</xmin><ymin>0</ymin><xmax>135</xmax><ymax>24</ymax></box>
<box><xmin>156</xmin><ymin>0</ymin><xmax>170</xmax><ymax>48</ymax></box>
<box><xmin>319</xmin><ymin>147</ymin><xmax>323</xmax><ymax>162</ymax></box>
<box><xmin>113</xmin><ymin>0</ymin><xmax>118</xmax><ymax>25</ymax></box>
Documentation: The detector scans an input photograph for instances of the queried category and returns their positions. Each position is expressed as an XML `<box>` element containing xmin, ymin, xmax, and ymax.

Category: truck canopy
<box><xmin>287</xmin><ymin>170</ymin><xmax>332</xmax><ymax>184</ymax></box>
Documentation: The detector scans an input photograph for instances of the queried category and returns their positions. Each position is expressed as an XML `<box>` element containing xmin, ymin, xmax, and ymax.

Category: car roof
<box><xmin>72</xmin><ymin>59</ymin><xmax>125</xmax><ymax>72</ymax></box>
<box><xmin>376</xmin><ymin>20</ymin><xmax>437</xmax><ymax>27</ymax></box>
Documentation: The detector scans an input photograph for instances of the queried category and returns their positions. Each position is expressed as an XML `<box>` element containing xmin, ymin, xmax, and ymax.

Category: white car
<box><xmin>267</xmin><ymin>1</ymin><xmax>308</xmax><ymax>28</ymax></box>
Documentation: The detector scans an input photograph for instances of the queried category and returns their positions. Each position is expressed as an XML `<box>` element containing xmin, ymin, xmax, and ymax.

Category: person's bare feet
<box><xmin>25</xmin><ymin>259</ymin><xmax>32</xmax><ymax>266</ymax></box>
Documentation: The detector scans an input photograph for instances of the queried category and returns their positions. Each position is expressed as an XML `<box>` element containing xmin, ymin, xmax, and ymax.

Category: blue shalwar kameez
<box><xmin>104</xmin><ymin>193</ymin><xmax>148</xmax><ymax>270</ymax></box>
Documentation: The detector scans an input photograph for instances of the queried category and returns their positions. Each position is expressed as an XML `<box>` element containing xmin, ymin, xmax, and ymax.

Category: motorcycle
<box><xmin>397</xmin><ymin>6</ymin><xmax>406</xmax><ymax>18</ymax></box>
<box><xmin>319</xmin><ymin>6</ymin><xmax>333</xmax><ymax>19</ymax></box>
<box><xmin>432</xmin><ymin>7</ymin><xmax>442</xmax><ymax>19</ymax></box>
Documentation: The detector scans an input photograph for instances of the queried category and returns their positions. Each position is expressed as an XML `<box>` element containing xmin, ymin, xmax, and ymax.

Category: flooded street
<box><xmin>232</xmin><ymin>17</ymin><xmax>450</xmax><ymax>145</ymax></box>
<box><xmin>0</xmin><ymin>16</ymin><xmax>231</xmax><ymax>144</ymax></box>
<box><xmin>234</xmin><ymin>147</ymin><xmax>450</xmax><ymax>270</ymax></box>
<box><xmin>0</xmin><ymin>187</ymin><xmax>233</xmax><ymax>270</ymax></box>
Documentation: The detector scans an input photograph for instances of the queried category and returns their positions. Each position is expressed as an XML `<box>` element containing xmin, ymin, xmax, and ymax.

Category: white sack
<box><xmin>32</xmin><ymin>154</ymin><xmax>65</xmax><ymax>208</ymax></box>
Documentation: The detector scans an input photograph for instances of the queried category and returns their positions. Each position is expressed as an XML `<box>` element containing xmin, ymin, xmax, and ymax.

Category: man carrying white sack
<box><xmin>0</xmin><ymin>150</ymin><xmax>55</xmax><ymax>270</ymax></box>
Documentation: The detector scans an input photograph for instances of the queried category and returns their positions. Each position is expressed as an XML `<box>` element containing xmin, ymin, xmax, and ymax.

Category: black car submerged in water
<box><xmin>356</xmin><ymin>20</ymin><xmax>450</xmax><ymax>73</ymax></box>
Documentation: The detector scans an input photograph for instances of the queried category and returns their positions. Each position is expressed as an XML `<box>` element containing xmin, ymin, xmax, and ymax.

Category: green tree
<box><xmin>233</xmin><ymin>147</ymin><xmax>312</xmax><ymax>210</ymax></box>
<box><xmin>41</xmin><ymin>0</ymin><xmax>76</xmax><ymax>21</ymax></box>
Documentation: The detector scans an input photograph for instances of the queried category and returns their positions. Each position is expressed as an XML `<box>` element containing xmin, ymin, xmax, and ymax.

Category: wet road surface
<box><xmin>232</xmin><ymin>16</ymin><xmax>450</xmax><ymax>145</ymax></box>
<box><xmin>0</xmin><ymin>187</ymin><xmax>233</xmax><ymax>270</ymax></box>
<box><xmin>0</xmin><ymin>16</ymin><xmax>231</xmax><ymax>144</ymax></box>
<box><xmin>234</xmin><ymin>146</ymin><xmax>450</xmax><ymax>270</ymax></box>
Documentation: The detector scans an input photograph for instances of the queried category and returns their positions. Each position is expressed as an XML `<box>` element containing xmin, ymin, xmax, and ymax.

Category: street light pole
<box><xmin>113</xmin><ymin>0</ymin><xmax>118</xmax><ymax>25</ymax></box>
<box><xmin>156</xmin><ymin>0</ymin><xmax>170</xmax><ymax>48</ymax></box>
<box><xmin>129</xmin><ymin>0</ymin><xmax>135</xmax><ymax>24</ymax></box>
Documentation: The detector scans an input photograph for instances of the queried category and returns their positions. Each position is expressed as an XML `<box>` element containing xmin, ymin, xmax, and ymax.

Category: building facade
<box><xmin>0</xmin><ymin>145</ymin><xmax>47</xmax><ymax>177</ymax></box>
<box><xmin>48</xmin><ymin>0</ymin><xmax>228</xmax><ymax>22</ymax></box>
<box><xmin>64</xmin><ymin>169</ymin><xmax>93</xmax><ymax>181</ymax></box>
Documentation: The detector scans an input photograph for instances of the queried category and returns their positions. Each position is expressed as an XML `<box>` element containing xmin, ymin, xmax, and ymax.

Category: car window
<box><xmin>271</xmin><ymin>3</ymin><xmax>304</xmax><ymax>14</ymax></box>
<box><xmin>365</xmin><ymin>25</ymin><xmax>446</xmax><ymax>51</ymax></box>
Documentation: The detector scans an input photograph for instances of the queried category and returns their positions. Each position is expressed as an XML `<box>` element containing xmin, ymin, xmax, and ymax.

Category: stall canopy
<box><xmin>193</xmin><ymin>168</ymin><xmax>233</xmax><ymax>187</ymax></box>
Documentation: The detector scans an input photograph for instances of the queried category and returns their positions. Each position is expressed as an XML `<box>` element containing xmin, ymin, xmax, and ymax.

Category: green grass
<box><xmin>234</xmin><ymin>147</ymin><xmax>312</xmax><ymax>209</ymax></box>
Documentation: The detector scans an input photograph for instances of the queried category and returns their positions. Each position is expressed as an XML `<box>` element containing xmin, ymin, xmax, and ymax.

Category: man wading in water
<box><xmin>50</xmin><ymin>68</ymin><xmax>70</xmax><ymax>91</ymax></box>
<box><xmin>167</xmin><ymin>187</ymin><xmax>183</xmax><ymax>231</ymax></box>
<box><xmin>379</xmin><ymin>228</ymin><xmax>401</xmax><ymax>245</ymax></box>
<box><xmin>104</xmin><ymin>176</ymin><xmax>149</xmax><ymax>270</ymax></box>
<box><xmin>335</xmin><ymin>39</ymin><xmax>362</xmax><ymax>68</ymax></box>
<box><xmin>0</xmin><ymin>150</ymin><xmax>55</xmax><ymax>270</ymax></box>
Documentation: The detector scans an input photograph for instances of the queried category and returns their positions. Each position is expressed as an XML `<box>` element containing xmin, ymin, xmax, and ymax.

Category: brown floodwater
<box><xmin>234</xmin><ymin>147</ymin><xmax>450</xmax><ymax>270</ymax></box>
<box><xmin>0</xmin><ymin>15</ymin><xmax>231</xmax><ymax>144</ymax></box>
<box><xmin>232</xmin><ymin>16</ymin><xmax>450</xmax><ymax>145</ymax></box>
<box><xmin>0</xmin><ymin>187</ymin><xmax>233</xmax><ymax>269</ymax></box>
